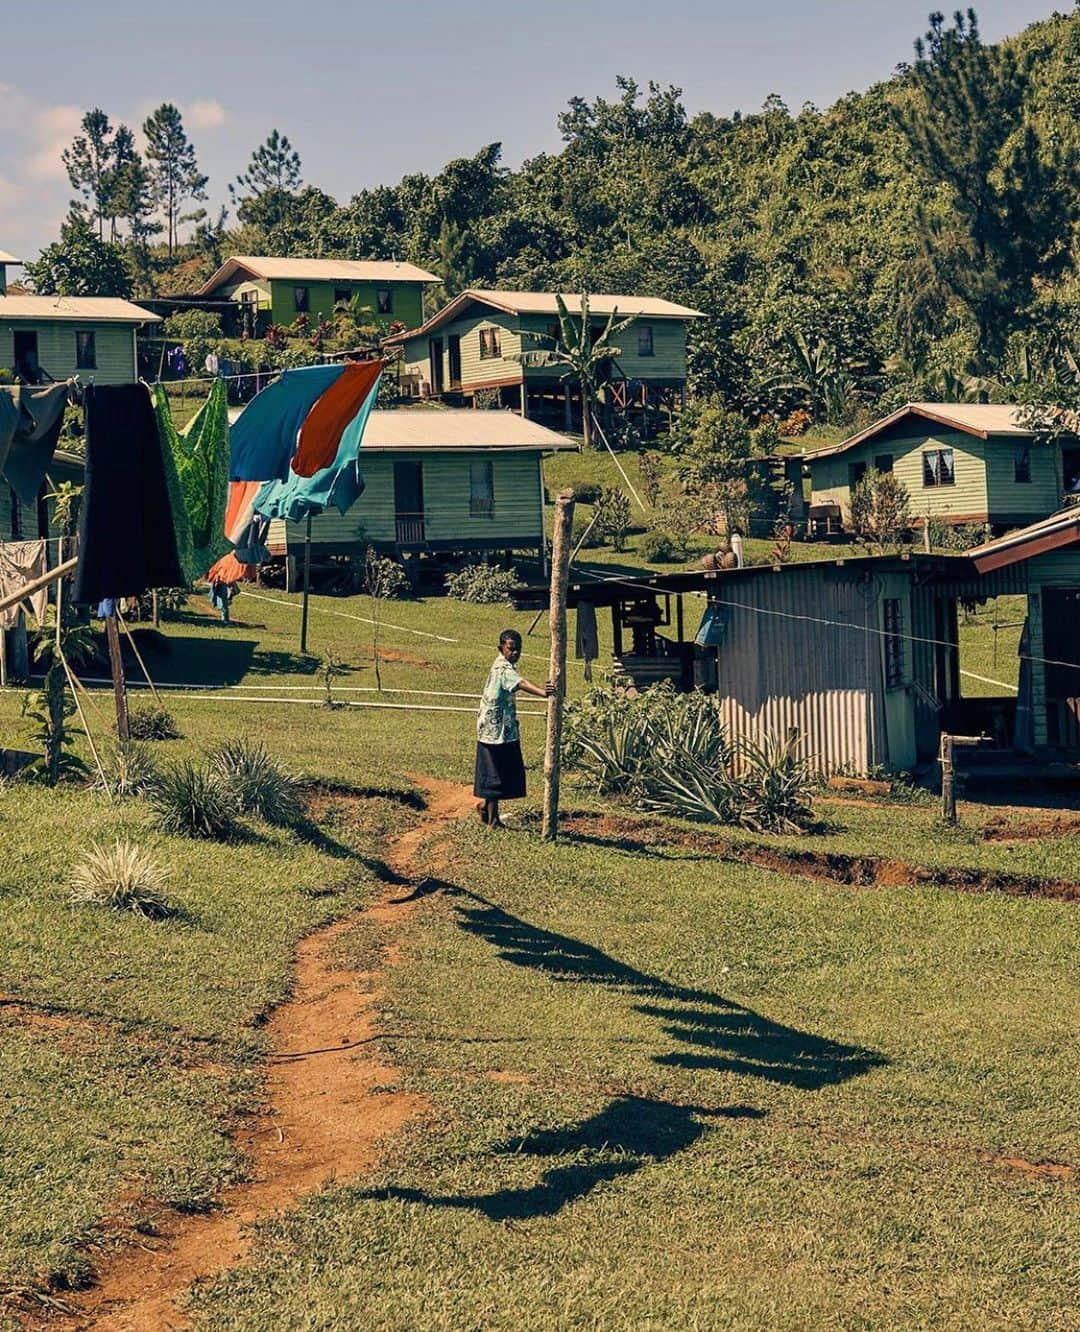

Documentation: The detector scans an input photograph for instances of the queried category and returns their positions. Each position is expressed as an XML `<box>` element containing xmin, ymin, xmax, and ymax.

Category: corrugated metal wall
<box><xmin>711</xmin><ymin>567</ymin><xmax>891</xmax><ymax>775</ymax></box>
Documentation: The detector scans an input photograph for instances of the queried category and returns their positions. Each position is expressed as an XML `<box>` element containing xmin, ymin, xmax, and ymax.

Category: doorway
<box><xmin>393</xmin><ymin>461</ymin><xmax>425</xmax><ymax>544</ymax></box>
<box><xmin>429</xmin><ymin>338</ymin><xmax>444</xmax><ymax>394</ymax></box>
<box><xmin>447</xmin><ymin>335</ymin><xmax>461</xmax><ymax>389</ymax></box>
<box><xmin>13</xmin><ymin>330</ymin><xmax>40</xmax><ymax>383</ymax></box>
<box><xmin>1043</xmin><ymin>588</ymin><xmax>1080</xmax><ymax>746</ymax></box>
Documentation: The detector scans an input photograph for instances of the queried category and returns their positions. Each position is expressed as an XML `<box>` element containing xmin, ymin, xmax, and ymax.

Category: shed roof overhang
<box><xmin>969</xmin><ymin>507</ymin><xmax>1080</xmax><ymax>572</ymax></box>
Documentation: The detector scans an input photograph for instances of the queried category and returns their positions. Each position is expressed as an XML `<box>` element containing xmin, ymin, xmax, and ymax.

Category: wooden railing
<box><xmin>395</xmin><ymin>513</ymin><xmax>426</xmax><ymax>545</ymax></box>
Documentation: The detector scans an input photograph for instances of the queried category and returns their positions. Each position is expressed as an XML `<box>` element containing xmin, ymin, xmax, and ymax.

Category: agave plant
<box><xmin>70</xmin><ymin>841</ymin><xmax>176</xmax><ymax>919</ymax></box>
<box><xmin>208</xmin><ymin>738</ymin><xmax>302</xmax><ymax>826</ymax></box>
<box><xmin>735</xmin><ymin>733</ymin><xmax>818</xmax><ymax>834</ymax></box>
<box><xmin>149</xmin><ymin>760</ymin><xmax>238</xmax><ymax>840</ymax></box>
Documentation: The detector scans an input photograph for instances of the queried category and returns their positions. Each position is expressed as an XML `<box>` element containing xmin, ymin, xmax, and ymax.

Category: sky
<box><xmin>0</xmin><ymin>0</ymin><xmax>1060</xmax><ymax>264</ymax></box>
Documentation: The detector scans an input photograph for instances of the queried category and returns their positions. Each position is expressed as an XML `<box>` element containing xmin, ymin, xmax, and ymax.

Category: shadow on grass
<box><xmin>363</xmin><ymin>1095</ymin><xmax>762</xmax><ymax>1221</ymax></box>
<box><xmin>120</xmin><ymin>629</ymin><xmax>258</xmax><ymax>686</ymax></box>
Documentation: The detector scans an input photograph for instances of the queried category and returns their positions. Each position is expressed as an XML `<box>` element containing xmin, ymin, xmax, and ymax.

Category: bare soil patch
<box><xmin>991</xmin><ymin>1156</ymin><xmax>1077</xmax><ymax>1184</ymax></box>
<box><xmin>47</xmin><ymin>776</ymin><xmax>474</xmax><ymax>1332</ymax></box>
<box><xmin>980</xmin><ymin>814</ymin><xmax>1080</xmax><ymax>842</ymax></box>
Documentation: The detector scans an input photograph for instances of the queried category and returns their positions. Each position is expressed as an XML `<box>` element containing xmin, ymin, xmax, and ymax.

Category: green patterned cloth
<box><xmin>153</xmin><ymin>380</ymin><xmax>231</xmax><ymax>582</ymax></box>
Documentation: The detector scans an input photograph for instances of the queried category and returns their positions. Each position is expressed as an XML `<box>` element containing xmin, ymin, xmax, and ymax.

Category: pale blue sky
<box><xmin>0</xmin><ymin>0</ymin><xmax>1058</xmax><ymax>262</ymax></box>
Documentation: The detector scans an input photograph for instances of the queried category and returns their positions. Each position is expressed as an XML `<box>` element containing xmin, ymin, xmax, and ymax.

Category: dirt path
<box><xmin>55</xmin><ymin>776</ymin><xmax>474</xmax><ymax>1332</ymax></box>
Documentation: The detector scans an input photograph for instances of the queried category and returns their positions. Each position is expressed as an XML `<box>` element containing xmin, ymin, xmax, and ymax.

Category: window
<box><xmin>922</xmin><ymin>448</ymin><xmax>955</xmax><ymax>487</ymax></box>
<box><xmin>8</xmin><ymin>488</ymin><xmax>21</xmax><ymax>540</ymax></box>
<box><xmin>294</xmin><ymin>286</ymin><xmax>310</xmax><ymax>313</ymax></box>
<box><xmin>874</xmin><ymin>454</ymin><xmax>893</xmax><ymax>473</ymax></box>
<box><xmin>1014</xmin><ymin>442</ymin><xmax>1032</xmax><ymax>483</ymax></box>
<box><xmin>479</xmin><ymin>326</ymin><xmax>501</xmax><ymax>359</ymax></box>
<box><xmin>376</xmin><ymin>288</ymin><xmax>393</xmax><ymax>314</ymax></box>
<box><xmin>547</xmin><ymin>321</ymin><xmax>561</xmax><ymax>348</ymax></box>
<box><xmin>849</xmin><ymin>461</ymin><xmax>867</xmax><ymax>490</ymax></box>
<box><xmin>469</xmin><ymin>460</ymin><xmax>495</xmax><ymax>517</ymax></box>
<box><xmin>75</xmin><ymin>330</ymin><xmax>96</xmax><ymax>370</ymax></box>
<box><xmin>883</xmin><ymin>598</ymin><xmax>904</xmax><ymax>688</ymax></box>
<box><xmin>334</xmin><ymin>288</ymin><xmax>350</xmax><ymax>306</ymax></box>
<box><xmin>637</xmin><ymin>325</ymin><xmax>654</xmax><ymax>356</ymax></box>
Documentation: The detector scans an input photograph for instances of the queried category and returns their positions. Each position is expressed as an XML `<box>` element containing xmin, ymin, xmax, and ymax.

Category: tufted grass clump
<box><xmin>95</xmin><ymin>741</ymin><xmax>159</xmax><ymax>798</ymax></box>
<box><xmin>69</xmin><ymin>840</ymin><xmax>176</xmax><ymax>919</ymax></box>
<box><xmin>208</xmin><ymin>738</ymin><xmax>303</xmax><ymax>827</ymax></box>
<box><xmin>149</xmin><ymin>760</ymin><xmax>238</xmax><ymax>840</ymax></box>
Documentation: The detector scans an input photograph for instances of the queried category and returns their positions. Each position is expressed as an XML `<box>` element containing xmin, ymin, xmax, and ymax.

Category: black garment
<box><xmin>73</xmin><ymin>384</ymin><xmax>185</xmax><ymax>603</ymax></box>
<box><xmin>474</xmin><ymin>740</ymin><xmax>527</xmax><ymax>801</ymax></box>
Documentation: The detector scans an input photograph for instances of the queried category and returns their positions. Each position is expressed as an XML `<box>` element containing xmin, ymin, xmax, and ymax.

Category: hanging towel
<box><xmin>229</xmin><ymin>364</ymin><xmax>345</xmax><ymax>482</ymax></box>
<box><xmin>223</xmin><ymin>478</ymin><xmax>271</xmax><ymax>564</ymax></box>
<box><xmin>575</xmin><ymin>602</ymin><xmax>599</xmax><ymax>681</ymax></box>
<box><xmin>73</xmin><ymin>384</ymin><xmax>186</xmax><ymax>604</ymax></box>
<box><xmin>0</xmin><ymin>539</ymin><xmax>47</xmax><ymax>629</ymax></box>
<box><xmin>0</xmin><ymin>389</ymin><xmax>25</xmax><ymax>477</ymax></box>
<box><xmin>253</xmin><ymin>366</ymin><xmax>379</xmax><ymax>523</ymax></box>
<box><xmin>290</xmin><ymin>360</ymin><xmax>382</xmax><ymax>478</ymax></box>
<box><xmin>153</xmin><ymin>379</ymin><xmax>231</xmax><ymax>581</ymax></box>
<box><xmin>3</xmin><ymin>382</ymin><xmax>69</xmax><ymax>507</ymax></box>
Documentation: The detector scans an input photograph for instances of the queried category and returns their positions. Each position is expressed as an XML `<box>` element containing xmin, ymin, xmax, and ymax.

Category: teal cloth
<box><xmin>253</xmin><ymin>368</ymin><xmax>379</xmax><ymax>523</ymax></box>
<box><xmin>229</xmin><ymin>365</ymin><xmax>344</xmax><ymax>482</ymax></box>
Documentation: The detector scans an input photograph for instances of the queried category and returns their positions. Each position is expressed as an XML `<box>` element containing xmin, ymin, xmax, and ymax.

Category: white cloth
<box><xmin>477</xmin><ymin>654</ymin><xmax>523</xmax><ymax>744</ymax></box>
<box><xmin>0</xmin><ymin>539</ymin><xmax>47</xmax><ymax>629</ymax></box>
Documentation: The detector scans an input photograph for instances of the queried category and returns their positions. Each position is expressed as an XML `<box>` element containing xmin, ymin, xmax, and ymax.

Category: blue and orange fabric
<box><xmin>224</xmin><ymin>478</ymin><xmax>271</xmax><ymax>564</ymax></box>
<box><xmin>290</xmin><ymin>360</ymin><xmax>382</xmax><ymax>478</ymax></box>
<box><xmin>206</xmin><ymin>551</ymin><xmax>256</xmax><ymax>585</ymax></box>
<box><xmin>254</xmin><ymin>365</ymin><xmax>382</xmax><ymax>524</ymax></box>
<box><xmin>229</xmin><ymin>364</ymin><xmax>344</xmax><ymax>482</ymax></box>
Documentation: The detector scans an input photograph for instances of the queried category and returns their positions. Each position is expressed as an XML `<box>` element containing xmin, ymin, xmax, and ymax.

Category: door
<box><xmin>429</xmin><ymin>338</ymin><xmax>444</xmax><ymax>394</ymax></box>
<box><xmin>393</xmin><ymin>461</ymin><xmax>425</xmax><ymax>544</ymax></box>
<box><xmin>1043</xmin><ymin>589</ymin><xmax>1080</xmax><ymax>746</ymax></box>
<box><xmin>14</xmin><ymin>331</ymin><xmax>39</xmax><ymax>383</ymax></box>
<box><xmin>447</xmin><ymin>334</ymin><xmax>461</xmax><ymax>389</ymax></box>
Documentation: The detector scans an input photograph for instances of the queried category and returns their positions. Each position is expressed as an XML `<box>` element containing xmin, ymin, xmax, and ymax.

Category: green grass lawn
<box><xmin>0</xmin><ymin>582</ymin><xmax>1076</xmax><ymax>1328</ymax></box>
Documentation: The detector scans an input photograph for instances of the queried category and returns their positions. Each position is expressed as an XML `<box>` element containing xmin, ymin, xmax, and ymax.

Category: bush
<box><xmin>95</xmin><ymin>742</ymin><xmax>158</xmax><ymax>798</ymax></box>
<box><xmin>640</xmin><ymin>529</ymin><xmax>679</xmax><ymax>563</ymax></box>
<box><xmin>571</xmin><ymin>483</ymin><xmax>602</xmax><ymax>505</ymax></box>
<box><xmin>571</xmin><ymin>515</ymin><xmax>603</xmax><ymax>550</ymax></box>
<box><xmin>208</xmin><ymin>738</ymin><xmax>302</xmax><ymax>826</ymax></box>
<box><xmin>596</xmin><ymin>486</ymin><xmax>631</xmax><ymax>551</ymax></box>
<box><xmin>70</xmin><ymin>841</ymin><xmax>176</xmax><ymax>919</ymax></box>
<box><xmin>446</xmin><ymin>563</ymin><xmax>518</xmax><ymax>604</ymax></box>
<box><xmin>149</xmin><ymin>761</ymin><xmax>238</xmax><ymax>840</ymax></box>
<box><xmin>563</xmin><ymin>681</ymin><xmax>816</xmax><ymax>831</ymax></box>
<box><xmin>364</xmin><ymin>551</ymin><xmax>408</xmax><ymax>599</ymax></box>
<box><xmin>928</xmin><ymin>520</ymin><xmax>992</xmax><ymax>551</ymax></box>
<box><xmin>127</xmin><ymin>704</ymin><xmax>181</xmax><ymax>741</ymax></box>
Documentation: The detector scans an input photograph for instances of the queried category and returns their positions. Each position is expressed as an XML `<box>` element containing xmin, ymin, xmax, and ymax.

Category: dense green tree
<box><xmin>230</xmin><ymin>129</ymin><xmax>303</xmax><ymax>246</ymax></box>
<box><xmin>62</xmin><ymin>109</ymin><xmax>117</xmax><ymax>238</ymax></box>
<box><xmin>143</xmin><ymin>104</ymin><xmax>208</xmax><ymax>257</ymax></box>
<box><xmin>25</xmin><ymin>214</ymin><xmax>132</xmax><ymax>297</ymax></box>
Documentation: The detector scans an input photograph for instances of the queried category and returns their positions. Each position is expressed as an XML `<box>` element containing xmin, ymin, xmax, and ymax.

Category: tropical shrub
<box><xmin>363</xmin><ymin>551</ymin><xmax>408</xmax><ymax>599</ymax></box>
<box><xmin>596</xmin><ymin>486</ymin><xmax>631</xmax><ymax>550</ymax></box>
<box><xmin>928</xmin><ymin>519</ymin><xmax>992</xmax><ymax>551</ymax></box>
<box><xmin>149</xmin><ymin>761</ymin><xmax>238</xmax><ymax>840</ymax></box>
<box><xmin>571</xmin><ymin>483</ymin><xmax>602</xmax><ymax>504</ymax></box>
<box><xmin>208</xmin><ymin>738</ymin><xmax>302</xmax><ymax>826</ymax></box>
<box><xmin>95</xmin><ymin>742</ymin><xmax>158</xmax><ymax>798</ymax></box>
<box><xmin>640</xmin><ymin>529</ymin><xmax>678</xmax><ymax>563</ymax></box>
<box><xmin>70</xmin><ymin>841</ymin><xmax>176</xmax><ymax>919</ymax></box>
<box><xmin>127</xmin><ymin>704</ymin><xmax>182</xmax><ymax>741</ymax></box>
<box><xmin>446</xmin><ymin>563</ymin><xmax>518</xmax><ymax>604</ymax></box>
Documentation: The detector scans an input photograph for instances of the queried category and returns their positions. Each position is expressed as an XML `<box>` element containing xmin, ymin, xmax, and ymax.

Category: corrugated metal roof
<box><xmin>969</xmin><ymin>505</ymin><xmax>1080</xmax><ymax>571</ymax></box>
<box><xmin>0</xmin><ymin>295</ymin><xmax>158</xmax><ymax>323</ymax></box>
<box><xmin>225</xmin><ymin>404</ymin><xmax>577</xmax><ymax>452</ymax></box>
<box><xmin>386</xmin><ymin>288</ymin><xmax>704</xmax><ymax>342</ymax></box>
<box><xmin>804</xmin><ymin>402</ymin><xmax>1040</xmax><ymax>460</ymax></box>
<box><xmin>0</xmin><ymin>251</ymin><xmax>22</xmax><ymax>265</ymax></box>
<box><xmin>196</xmin><ymin>256</ymin><xmax>438</xmax><ymax>295</ymax></box>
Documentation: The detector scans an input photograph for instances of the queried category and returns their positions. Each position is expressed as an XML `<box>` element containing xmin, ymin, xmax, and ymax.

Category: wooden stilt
<box><xmin>542</xmin><ymin>490</ymin><xmax>576</xmax><ymax>842</ymax></box>
<box><xmin>940</xmin><ymin>732</ymin><xmax>956</xmax><ymax>823</ymax></box>
<box><xmin>105</xmin><ymin>612</ymin><xmax>129</xmax><ymax>741</ymax></box>
<box><xmin>300</xmin><ymin>514</ymin><xmax>313</xmax><ymax>654</ymax></box>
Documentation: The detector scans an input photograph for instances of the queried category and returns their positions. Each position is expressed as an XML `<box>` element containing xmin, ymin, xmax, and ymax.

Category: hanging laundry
<box><xmin>72</xmin><ymin>384</ymin><xmax>185</xmax><ymax>604</ymax></box>
<box><xmin>3</xmin><ymin>382</ymin><xmax>69</xmax><ymax>507</ymax></box>
<box><xmin>253</xmin><ymin>365</ymin><xmax>379</xmax><ymax>523</ymax></box>
<box><xmin>695</xmin><ymin>603</ymin><xmax>729</xmax><ymax>647</ymax></box>
<box><xmin>290</xmin><ymin>360</ymin><xmax>382</xmax><ymax>477</ymax></box>
<box><xmin>153</xmin><ymin>379</ymin><xmax>230</xmax><ymax>581</ymax></box>
<box><xmin>574</xmin><ymin>601</ymin><xmax>599</xmax><ymax>681</ymax></box>
<box><xmin>206</xmin><ymin>551</ymin><xmax>256</xmax><ymax>586</ymax></box>
<box><xmin>0</xmin><ymin>539</ymin><xmax>47</xmax><ymax>629</ymax></box>
<box><xmin>229</xmin><ymin>364</ymin><xmax>344</xmax><ymax>482</ymax></box>
<box><xmin>0</xmin><ymin>389</ymin><xmax>26</xmax><ymax>477</ymax></box>
<box><xmin>224</xmin><ymin>478</ymin><xmax>271</xmax><ymax>564</ymax></box>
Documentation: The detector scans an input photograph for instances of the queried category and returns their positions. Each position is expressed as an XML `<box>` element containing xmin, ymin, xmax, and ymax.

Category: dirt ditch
<box><xmin>45</xmin><ymin>777</ymin><xmax>475</xmax><ymax>1332</ymax></box>
<box><xmin>560</xmin><ymin>813</ymin><xmax>1079</xmax><ymax>902</ymax></box>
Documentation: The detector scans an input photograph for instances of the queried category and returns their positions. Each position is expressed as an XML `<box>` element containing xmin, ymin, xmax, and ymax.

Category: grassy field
<box><xmin>0</xmin><ymin>581</ymin><xmax>1076</xmax><ymax>1329</ymax></box>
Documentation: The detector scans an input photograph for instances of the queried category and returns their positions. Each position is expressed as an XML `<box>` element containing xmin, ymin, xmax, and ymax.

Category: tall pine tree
<box><xmin>143</xmin><ymin>104</ymin><xmax>208</xmax><ymax>257</ymax></box>
<box><xmin>230</xmin><ymin>129</ymin><xmax>303</xmax><ymax>245</ymax></box>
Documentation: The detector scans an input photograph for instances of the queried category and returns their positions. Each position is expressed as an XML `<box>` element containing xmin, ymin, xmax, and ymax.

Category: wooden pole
<box><xmin>152</xmin><ymin>588</ymin><xmax>160</xmax><ymax>628</ymax></box>
<box><xmin>300</xmin><ymin>514</ymin><xmax>313</xmax><ymax>654</ymax></box>
<box><xmin>940</xmin><ymin>732</ymin><xmax>956</xmax><ymax>824</ymax></box>
<box><xmin>105</xmin><ymin>611</ymin><xmax>129</xmax><ymax>741</ymax></box>
<box><xmin>542</xmin><ymin>489</ymin><xmax>576</xmax><ymax>842</ymax></box>
<box><xmin>923</xmin><ymin>517</ymin><xmax>932</xmax><ymax>554</ymax></box>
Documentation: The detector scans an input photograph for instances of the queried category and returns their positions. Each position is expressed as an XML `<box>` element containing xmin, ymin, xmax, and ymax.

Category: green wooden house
<box><xmin>256</xmin><ymin>408</ymin><xmax>577</xmax><ymax>584</ymax></box>
<box><xmin>195</xmin><ymin>257</ymin><xmax>438</xmax><ymax>336</ymax></box>
<box><xmin>804</xmin><ymin>403</ymin><xmax>1080</xmax><ymax>533</ymax></box>
<box><xmin>0</xmin><ymin>294</ymin><xmax>158</xmax><ymax>385</ymax></box>
<box><xmin>384</xmin><ymin>290</ymin><xmax>703</xmax><ymax>432</ymax></box>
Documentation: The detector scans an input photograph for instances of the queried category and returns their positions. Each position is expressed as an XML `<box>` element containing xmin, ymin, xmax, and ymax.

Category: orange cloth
<box><xmin>207</xmin><ymin>552</ymin><xmax>255</xmax><ymax>585</ymax></box>
<box><xmin>290</xmin><ymin>360</ymin><xmax>382</xmax><ymax>478</ymax></box>
<box><xmin>224</xmin><ymin>479</ymin><xmax>264</xmax><ymax>543</ymax></box>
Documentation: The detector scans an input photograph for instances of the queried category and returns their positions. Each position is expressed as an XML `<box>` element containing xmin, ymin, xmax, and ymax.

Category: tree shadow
<box><xmin>360</xmin><ymin>1095</ymin><xmax>763</xmax><ymax>1222</ymax></box>
<box><xmin>452</xmin><ymin>891</ymin><xmax>886</xmax><ymax>1090</ymax></box>
<box><xmin>118</xmin><ymin>631</ymin><xmax>257</xmax><ymax>686</ymax></box>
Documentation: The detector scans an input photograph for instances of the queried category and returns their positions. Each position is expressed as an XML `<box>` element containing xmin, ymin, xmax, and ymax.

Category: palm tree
<box><xmin>516</xmin><ymin>293</ymin><xmax>634</xmax><ymax>449</ymax></box>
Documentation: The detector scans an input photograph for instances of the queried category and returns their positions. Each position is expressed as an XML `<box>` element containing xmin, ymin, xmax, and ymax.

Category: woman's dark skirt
<box><xmin>474</xmin><ymin>740</ymin><xmax>526</xmax><ymax>800</ymax></box>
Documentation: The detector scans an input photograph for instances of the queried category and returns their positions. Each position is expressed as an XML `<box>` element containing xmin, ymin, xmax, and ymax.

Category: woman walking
<box><xmin>475</xmin><ymin>628</ymin><xmax>554</xmax><ymax>828</ymax></box>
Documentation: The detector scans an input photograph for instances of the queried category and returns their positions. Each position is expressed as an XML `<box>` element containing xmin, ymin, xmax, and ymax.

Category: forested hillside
<box><xmin>29</xmin><ymin>7</ymin><xmax>1080</xmax><ymax>425</ymax></box>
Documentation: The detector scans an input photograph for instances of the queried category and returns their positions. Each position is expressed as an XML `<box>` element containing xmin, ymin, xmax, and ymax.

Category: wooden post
<box><xmin>542</xmin><ymin>489</ymin><xmax>576</xmax><ymax>842</ymax></box>
<box><xmin>105</xmin><ymin>611</ymin><xmax>129</xmax><ymax>741</ymax></box>
<box><xmin>923</xmin><ymin>517</ymin><xmax>932</xmax><ymax>554</ymax></box>
<box><xmin>940</xmin><ymin>732</ymin><xmax>956</xmax><ymax>823</ymax></box>
<box><xmin>300</xmin><ymin>513</ymin><xmax>313</xmax><ymax>654</ymax></box>
<box><xmin>152</xmin><ymin>588</ymin><xmax>160</xmax><ymax>628</ymax></box>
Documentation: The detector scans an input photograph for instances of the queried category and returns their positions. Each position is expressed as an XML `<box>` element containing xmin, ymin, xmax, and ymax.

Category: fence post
<box><xmin>940</xmin><ymin>732</ymin><xmax>956</xmax><ymax>823</ymax></box>
<box><xmin>542</xmin><ymin>490</ymin><xmax>576</xmax><ymax>842</ymax></box>
<box><xmin>105</xmin><ymin>610</ymin><xmax>129</xmax><ymax>741</ymax></box>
